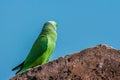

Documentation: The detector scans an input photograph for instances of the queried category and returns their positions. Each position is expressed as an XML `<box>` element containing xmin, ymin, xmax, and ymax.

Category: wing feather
<box><xmin>24</xmin><ymin>35</ymin><xmax>48</xmax><ymax>65</ymax></box>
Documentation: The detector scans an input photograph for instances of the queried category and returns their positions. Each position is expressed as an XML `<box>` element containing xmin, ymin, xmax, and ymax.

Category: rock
<box><xmin>10</xmin><ymin>44</ymin><xmax>120</xmax><ymax>80</ymax></box>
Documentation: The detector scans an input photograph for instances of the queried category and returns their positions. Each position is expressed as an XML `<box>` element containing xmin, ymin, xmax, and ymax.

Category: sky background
<box><xmin>0</xmin><ymin>0</ymin><xmax>120</xmax><ymax>79</ymax></box>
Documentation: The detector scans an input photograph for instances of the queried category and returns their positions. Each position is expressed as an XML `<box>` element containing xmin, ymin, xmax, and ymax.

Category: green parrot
<box><xmin>12</xmin><ymin>21</ymin><xmax>58</xmax><ymax>74</ymax></box>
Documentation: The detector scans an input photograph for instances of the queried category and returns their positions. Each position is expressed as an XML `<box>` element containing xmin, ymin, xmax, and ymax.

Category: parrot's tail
<box><xmin>15</xmin><ymin>69</ymin><xmax>22</xmax><ymax>74</ymax></box>
<box><xmin>12</xmin><ymin>62</ymin><xmax>24</xmax><ymax>71</ymax></box>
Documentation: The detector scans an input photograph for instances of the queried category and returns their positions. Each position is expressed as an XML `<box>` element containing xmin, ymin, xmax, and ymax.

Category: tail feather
<box><xmin>12</xmin><ymin>62</ymin><xmax>24</xmax><ymax>71</ymax></box>
<box><xmin>16</xmin><ymin>69</ymin><xmax>21</xmax><ymax>74</ymax></box>
<box><xmin>16</xmin><ymin>66</ymin><xmax>26</xmax><ymax>74</ymax></box>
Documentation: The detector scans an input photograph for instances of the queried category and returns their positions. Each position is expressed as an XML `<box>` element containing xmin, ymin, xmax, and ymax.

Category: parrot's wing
<box><xmin>12</xmin><ymin>35</ymin><xmax>48</xmax><ymax>72</ymax></box>
<box><xmin>24</xmin><ymin>35</ymin><xmax>48</xmax><ymax>65</ymax></box>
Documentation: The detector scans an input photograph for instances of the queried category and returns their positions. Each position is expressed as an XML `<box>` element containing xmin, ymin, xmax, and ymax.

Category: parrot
<box><xmin>12</xmin><ymin>21</ymin><xmax>58</xmax><ymax>74</ymax></box>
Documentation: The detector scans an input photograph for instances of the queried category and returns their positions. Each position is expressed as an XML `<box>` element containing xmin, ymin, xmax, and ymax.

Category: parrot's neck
<box><xmin>41</xmin><ymin>27</ymin><xmax>57</xmax><ymax>41</ymax></box>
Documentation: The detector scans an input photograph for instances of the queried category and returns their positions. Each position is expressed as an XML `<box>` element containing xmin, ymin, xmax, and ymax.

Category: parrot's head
<box><xmin>44</xmin><ymin>21</ymin><xmax>58</xmax><ymax>31</ymax></box>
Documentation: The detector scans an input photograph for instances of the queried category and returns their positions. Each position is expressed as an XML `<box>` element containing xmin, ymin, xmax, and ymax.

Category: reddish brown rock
<box><xmin>10</xmin><ymin>44</ymin><xmax>120</xmax><ymax>80</ymax></box>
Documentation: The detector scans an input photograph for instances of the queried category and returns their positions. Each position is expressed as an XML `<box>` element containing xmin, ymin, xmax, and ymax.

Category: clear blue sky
<box><xmin>0</xmin><ymin>0</ymin><xmax>120</xmax><ymax>79</ymax></box>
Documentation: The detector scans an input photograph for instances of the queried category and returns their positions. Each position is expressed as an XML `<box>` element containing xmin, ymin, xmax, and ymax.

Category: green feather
<box><xmin>12</xmin><ymin>21</ymin><xmax>58</xmax><ymax>74</ymax></box>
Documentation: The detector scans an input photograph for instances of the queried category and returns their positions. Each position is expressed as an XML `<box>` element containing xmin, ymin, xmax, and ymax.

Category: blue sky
<box><xmin>0</xmin><ymin>0</ymin><xmax>120</xmax><ymax>79</ymax></box>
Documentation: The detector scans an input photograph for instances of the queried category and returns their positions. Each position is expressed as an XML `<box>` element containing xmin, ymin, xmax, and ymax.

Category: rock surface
<box><xmin>10</xmin><ymin>44</ymin><xmax>120</xmax><ymax>80</ymax></box>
